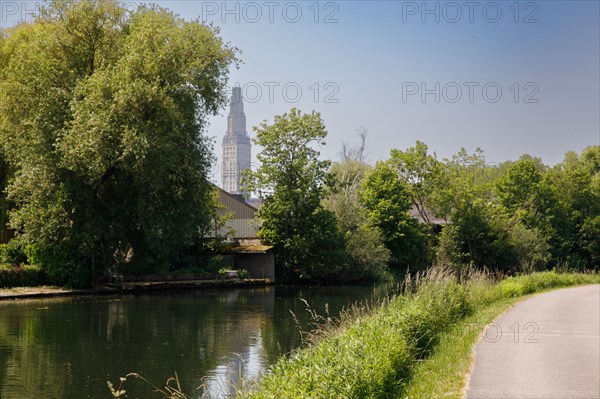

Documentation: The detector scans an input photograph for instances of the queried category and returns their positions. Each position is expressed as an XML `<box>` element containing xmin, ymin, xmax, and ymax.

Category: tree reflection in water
<box><xmin>0</xmin><ymin>285</ymin><xmax>380</xmax><ymax>399</ymax></box>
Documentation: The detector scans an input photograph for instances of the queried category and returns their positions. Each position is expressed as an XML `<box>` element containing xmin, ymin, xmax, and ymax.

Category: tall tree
<box><xmin>548</xmin><ymin>146</ymin><xmax>600</xmax><ymax>268</ymax></box>
<box><xmin>496</xmin><ymin>159</ymin><xmax>542</xmax><ymax>214</ymax></box>
<box><xmin>0</xmin><ymin>1</ymin><xmax>237</xmax><ymax>286</ymax></box>
<box><xmin>334</xmin><ymin>127</ymin><xmax>371</xmax><ymax>202</ymax></box>
<box><xmin>495</xmin><ymin>159</ymin><xmax>565</xmax><ymax>261</ymax></box>
<box><xmin>244</xmin><ymin>109</ymin><xmax>345</xmax><ymax>282</ymax></box>
<box><xmin>389</xmin><ymin>141</ymin><xmax>445</xmax><ymax>227</ymax></box>
<box><xmin>436</xmin><ymin>148</ymin><xmax>515</xmax><ymax>271</ymax></box>
<box><xmin>326</xmin><ymin>131</ymin><xmax>390</xmax><ymax>280</ymax></box>
<box><xmin>360</xmin><ymin>160</ymin><xmax>428</xmax><ymax>271</ymax></box>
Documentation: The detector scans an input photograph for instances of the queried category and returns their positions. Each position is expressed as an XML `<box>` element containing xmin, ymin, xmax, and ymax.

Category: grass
<box><xmin>238</xmin><ymin>268</ymin><xmax>599</xmax><ymax>399</ymax></box>
<box><xmin>397</xmin><ymin>297</ymin><xmax>516</xmax><ymax>399</ymax></box>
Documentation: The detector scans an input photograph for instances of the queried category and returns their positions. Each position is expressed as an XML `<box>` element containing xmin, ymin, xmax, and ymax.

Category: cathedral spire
<box><xmin>222</xmin><ymin>87</ymin><xmax>251</xmax><ymax>195</ymax></box>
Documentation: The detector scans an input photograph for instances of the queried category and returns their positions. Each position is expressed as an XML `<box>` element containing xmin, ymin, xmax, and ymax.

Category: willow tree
<box><xmin>0</xmin><ymin>1</ymin><xmax>237</xmax><ymax>286</ymax></box>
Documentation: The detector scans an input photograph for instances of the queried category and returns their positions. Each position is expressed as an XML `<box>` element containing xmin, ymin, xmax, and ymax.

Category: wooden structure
<box><xmin>208</xmin><ymin>187</ymin><xmax>275</xmax><ymax>281</ymax></box>
<box><xmin>223</xmin><ymin>239</ymin><xmax>275</xmax><ymax>282</ymax></box>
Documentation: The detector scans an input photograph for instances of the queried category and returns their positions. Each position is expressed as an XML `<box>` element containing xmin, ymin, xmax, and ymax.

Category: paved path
<box><xmin>466</xmin><ymin>284</ymin><xmax>600</xmax><ymax>399</ymax></box>
<box><xmin>0</xmin><ymin>279</ymin><xmax>271</xmax><ymax>300</ymax></box>
<box><xmin>0</xmin><ymin>285</ymin><xmax>86</xmax><ymax>299</ymax></box>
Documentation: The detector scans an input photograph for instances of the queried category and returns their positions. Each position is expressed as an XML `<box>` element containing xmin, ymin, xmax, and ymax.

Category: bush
<box><xmin>497</xmin><ymin>270</ymin><xmax>595</xmax><ymax>297</ymax></box>
<box><xmin>28</xmin><ymin>244</ymin><xmax>90</xmax><ymax>288</ymax></box>
<box><xmin>580</xmin><ymin>216</ymin><xmax>600</xmax><ymax>267</ymax></box>
<box><xmin>0</xmin><ymin>240</ymin><xmax>28</xmax><ymax>264</ymax></box>
<box><xmin>507</xmin><ymin>224</ymin><xmax>551</xmax><ymax>272</ymax></box>
<box><xmin>344</xmin><ymin>223</ymin><xmax>391</xmax><ymax>281</ymax></box>
<box><xmin>326</xmin><ymin>197</ymin><xmax>391</xmax><ymax>282</ymax></box>
<box><xmin>437</xmin><ymin>204</ymin><xmax>554</xmax><ymax>273</ymax></box>
<box><xmin>0</xmin><ymin>263</ymin><xmax>46</xmax><ymax>288</ymax></box>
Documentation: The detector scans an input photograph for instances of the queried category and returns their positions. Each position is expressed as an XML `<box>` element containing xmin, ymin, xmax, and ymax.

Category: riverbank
<box><xmin>0</xmin><ymin>278</ymin><xmax>272</xmax><ymax>300</ymax></box>
<box><xmin>238</xmin><ymin>269</ymin><xmax>599</xmax><ymax>399</ymax></box>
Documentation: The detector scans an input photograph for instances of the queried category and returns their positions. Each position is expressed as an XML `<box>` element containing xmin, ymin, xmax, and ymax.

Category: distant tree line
<box><xmin>245</xmin><ymin>109</ymin><xmax>600</xmax><ymax>282</ymax></box>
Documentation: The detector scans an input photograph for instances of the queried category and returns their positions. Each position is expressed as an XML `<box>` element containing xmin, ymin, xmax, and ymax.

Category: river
<box><xmin>0</xmin><ymin>285</ymin><xmax>387</xmax><ymax>398</ymax></box>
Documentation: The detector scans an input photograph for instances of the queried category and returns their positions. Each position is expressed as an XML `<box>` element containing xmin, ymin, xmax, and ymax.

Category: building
<box><xmin>211</xmin><ymin>186</ymin><xmax>275</xmax><ymax>281</ymax></box>
<box><xmin>222</xmin><ymin>87</ymin><xmax>251</xmax><ymax>195</ymax></box>
<box><xmin>223</xmin><ymin>238</ymin><xmax>275</xmax><ymax>281</ymax></box>
<box><xmin>214</xmin><ymin>185</ymin><xmax>260</xmax><ymax>239</ymax></box>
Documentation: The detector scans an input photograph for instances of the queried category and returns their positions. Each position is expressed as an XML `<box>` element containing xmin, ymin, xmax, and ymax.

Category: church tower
<box><xmin>222</xmin><ymin>87</ymin><xmax>251</xmax><ymax>195</ymax></box>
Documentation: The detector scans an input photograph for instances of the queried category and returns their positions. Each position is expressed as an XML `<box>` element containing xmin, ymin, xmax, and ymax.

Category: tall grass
<box><xmin>106</xmin><ymin>269</ymin><xmax>598</xmax><ymax>399</ymax></box>
<box><xmin>239</xmin><ymin>268</ymin><xmax>599</xmax><ymax>399</ymax></box>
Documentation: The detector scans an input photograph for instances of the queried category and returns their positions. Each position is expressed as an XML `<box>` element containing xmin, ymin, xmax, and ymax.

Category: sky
<box><xmin>1</xmin><ymin>0</ymin><xmax>599</xmax><ymax>185</ymax></box>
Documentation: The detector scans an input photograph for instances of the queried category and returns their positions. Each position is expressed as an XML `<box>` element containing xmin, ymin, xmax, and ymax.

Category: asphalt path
<box><xmin>466</xmin><ymin>284</ymin><xmax>600</xmax><ymax>399</ymax></box>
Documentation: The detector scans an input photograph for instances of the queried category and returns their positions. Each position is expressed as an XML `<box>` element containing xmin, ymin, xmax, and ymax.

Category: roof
<box><xmin>409</xmin><ymin>205</ymin><xmax>451</xmax><ymax>225</ymax></box>
<box><xmin>224</xmin><ymin>244</ymin><xmax>274</xmax><ymax>254</ymax></box>
<box><xmin>213</xmin><ymin>184</ymin><xmax>258</xmax><ymax>219</ymax></box>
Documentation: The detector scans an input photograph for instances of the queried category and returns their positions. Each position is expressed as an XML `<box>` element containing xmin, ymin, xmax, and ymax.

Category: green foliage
<box><xmin>496</xmin><ymin>159</ymin><xmax>543</xmax><ymax>215</ymax></box>
<box><xmin>548</xmin><ymin>146</ymin><xmax>600</xmax><ymax>268</ymax></box>
<box><xmin>438</xmin><ymin>202</ymin><xmax>551</xmax><ymax>273</ymax></box>
<box><xmin>0</xmin><ymin>1</ymin><xmax>237</xmax><ymax>285</ymax></box>
<box><xmin>244</xmin><ymin>109</ymin><xmax>345</xmax><ymax>282</ymax></box>
<box><xmin>494</xmin><ymin>160</ymin><xmax>566</xmax><ymax>265</ymax></box>
<box><xmin>580</xmin><ymin>216</ymin><xmax>600</xmax><ymax>266</ymax></box>
<box><xmin>389</xmin><ymin>141</ymin><xmax>446</xmax><ymax>226</ymax></box>
<box><xmin>0</xmin><ymin>156</ymin><xmax>10</xmax><ymax>242</ymax></box>
<box><xmin>0</xmin><ymin>264</ymin><xmax>46</xmax><ymax>288</ymax></box>
<box><xmin>244</xmin><ymin>269</ymin><xmax>468</xmax><ymax>399</ymax></box>
<box><xmin>0</xmin><ymin>240</ymin><xmax>27</xmax><ymax>264</ymax></box>
<box><xmin>330</xmin><ymin>128</ymin><xmax>372</xmax><ymax>202</ymax></box>
<box><xmin>360</xmin><ymin>161</ymin><xmax>428</xmax><ymax>271</ymax></box>
<box><xmin>328</xmin><ymin>197</ymin><xmax>391</xmax><ymax>281</ymax></box>
<box><xmin>496</xmin><ymin>270</ymin><xmax>598</xmax><ymax>297</ymax></box>
<box><xmin>442</xmin><ymin>147</ymin><xmax>495</xmax><ymax>208</ymax></box>
<box><xmin>437</xmin><ymin>201</ymin><xmax>513</xmax><ymax>271</ymax></box>
<box><xmin>325</xmin><ymin>134</ymin><xmax>390</xmax><ymax>281</ymax></box>
<box><xmin>26</xmin><ymin>243</ymin><xmax>90</xmax><ymax>288</ymax></box>
<box><xmin>506</xmin><ymin>223</ymin><xmax>551</xmax><ymax>272</ymax></box>
<box><xmin>436</xmin><ymin>148</ymin><xmax>553</xmax><ymax>273</ymax></box>
<box><xmin>343</xmin><ymin>223</ymin><xmax>391</xmax><ymax>279</ymax></box>
<box><xmin>0</xmin><ymin>241</ymin><xmax>83</xmax><ymax>287</ymax></box>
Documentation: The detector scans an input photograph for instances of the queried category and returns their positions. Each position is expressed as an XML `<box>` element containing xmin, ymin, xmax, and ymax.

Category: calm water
<box><xmin>0</xmin><ymin>285</ymin><xmax>384</xmax><ymax>398</ymax></box>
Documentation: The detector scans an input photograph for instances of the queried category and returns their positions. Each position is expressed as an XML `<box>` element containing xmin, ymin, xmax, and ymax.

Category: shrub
<box><xmin>0</xmin><ymin>263</ymin><xmax>46</xmax><ymax>288</ymax></box>
<box><xmin>507</xmin><ymin>224</ymin><xmax>551</xmax><ymax>272</ymax></box>
<box><xmin>344</xmin><ymin>223</ymin><xmax>391</xmax><ymax>281</ymax></box>
<box><xmin>29</xmin><ymin>244</ymin><xmax>90</xmax><ymax>288</ymax></box>
<box><xmin>580</xmin><ymin>216</ymin><xmax>600</xmax><ymax>267</ymax></box>
<box><xmin>0</xmin><ymin>240</ymin><xmax>28</xmax><ymax>264</ymax></box>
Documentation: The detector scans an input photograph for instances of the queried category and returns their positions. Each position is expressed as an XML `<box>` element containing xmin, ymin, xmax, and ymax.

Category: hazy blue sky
<box><xmin>2</xmin><ymin>1</ymin><xmax>599</xmax><ymax>183</ymax></box>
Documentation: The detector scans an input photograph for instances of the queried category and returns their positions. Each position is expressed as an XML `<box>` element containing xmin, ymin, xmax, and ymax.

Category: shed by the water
<box><xmin>223</xmin><ymin>239</ymin><xmax>275</xmax><ymax>282</ymax></box>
